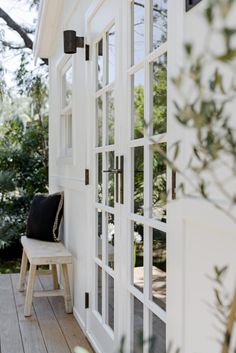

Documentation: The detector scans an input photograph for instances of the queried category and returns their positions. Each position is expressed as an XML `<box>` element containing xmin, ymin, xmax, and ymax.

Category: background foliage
<box><xmin>0</xmin><ymin>116</ymin><xmax>48</xmax><ymax>252</ymax></box>
<box><xmin>0</xmin><ymin>0</ymin><xmax>48</xmax><ymax>259</ymax></box>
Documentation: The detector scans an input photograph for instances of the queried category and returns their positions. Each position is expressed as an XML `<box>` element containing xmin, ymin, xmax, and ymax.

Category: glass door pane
<box><xmin>152</xmin><ymin>0</ymin><xmax>168</xmax><ymax>50</ymax></box>
<box><xmin>151</xmin><ymin>228</ymin><xmax>166</xmax><ymax>310</ymax></box>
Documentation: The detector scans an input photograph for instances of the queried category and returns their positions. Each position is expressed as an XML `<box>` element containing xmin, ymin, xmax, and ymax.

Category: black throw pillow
<box><xmin>26</xmin><ymin>192</ymin><xmax>64</xmax><ymax>242</ymax></box>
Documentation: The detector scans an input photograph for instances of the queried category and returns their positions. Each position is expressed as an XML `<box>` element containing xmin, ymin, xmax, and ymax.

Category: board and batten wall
<box><xmin>48</xmin><ymin>0</ymin><xmax>92</xmax><ymax>331</ymax></box>
<box><xmin>45</xmin><ymin>0</ymin><xmax>236</xmax><ymax>352</ymax></box>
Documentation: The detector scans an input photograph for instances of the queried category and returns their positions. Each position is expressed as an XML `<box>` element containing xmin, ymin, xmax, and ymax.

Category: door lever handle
<box><xmin>119</xmin><ymin>155</ymin><xmax>124</xmax><ymax>204</ymax></box>
<box><xmin>103</xmin><ymin>155</ymin><xmax>124</xmax><ymax>204</ymax></box>
<box><xmin>103</xmin><ymin>169</ymin><xmax>121</xmax><ymax>174</ymax></box>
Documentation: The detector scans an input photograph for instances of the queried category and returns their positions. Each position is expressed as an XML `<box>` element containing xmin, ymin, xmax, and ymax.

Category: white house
<box><xmin>34</xmin><ymin>1</ymin><xmax>236</xmax><ymax>352</ymax></box>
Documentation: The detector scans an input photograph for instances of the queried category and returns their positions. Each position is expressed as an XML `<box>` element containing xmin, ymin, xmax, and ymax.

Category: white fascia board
<box><xmin>34</xmin><ymin>0</ymin><xmax>64</xmax><ymax>60</ymax></box>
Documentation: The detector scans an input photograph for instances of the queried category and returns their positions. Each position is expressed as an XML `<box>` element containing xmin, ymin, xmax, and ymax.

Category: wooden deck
<box><xmin>0</xmin><ymin>273</ymin><xmax>94</xmax><ymax>353</ymax></box>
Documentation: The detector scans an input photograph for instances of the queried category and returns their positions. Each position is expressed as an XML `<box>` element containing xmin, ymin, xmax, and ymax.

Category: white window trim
<box><xmin>58</xmin><ymin>55</ymin><xmax>73</xmax><ymax>161</ymax></box>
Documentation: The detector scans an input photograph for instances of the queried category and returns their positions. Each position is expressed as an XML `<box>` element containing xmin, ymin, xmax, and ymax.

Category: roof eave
<box><xmin>34</xmin><ymin>0</ymin><xmax>64</xmax><ymax>60</ymax></box>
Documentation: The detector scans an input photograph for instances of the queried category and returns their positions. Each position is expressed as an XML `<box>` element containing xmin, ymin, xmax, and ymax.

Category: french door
<box><xmin>87</xmin><ymin>1</ymin><xmax>120</xmax><ymax>351</ymax></box>
<box><xmin>87</xmin><ymin>1</ymin><xmax>168</xmax><ymax>352</ymax></box>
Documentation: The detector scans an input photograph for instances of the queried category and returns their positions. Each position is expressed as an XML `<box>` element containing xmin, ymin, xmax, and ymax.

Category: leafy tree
<box><xmin>153</xmin><ymin>55</ymin><xmax>167</xmax><ymax>135</ymax></box>
<box><xmin>134</xmin><ymin>85</ymin><xmax>145</xmax><ymax>139</ymax></box>
<box><xmin>0</xmin><ymin>1</ymin><xmax>48</xmax><ymax>253</ymax></box>
<box><xmin>0</xmin><ymin>114</ymin><xmax>48</xmax><ymax>251</ymax></box>
<box><xmin>0</xmin><ymin>1</ymin><xmax>47</xmax><ymax>65</ymax></box>
<box><xmin>133</xmin><ymin>55</ymin><xmax>167</xmax><ymax>220</ymax></box>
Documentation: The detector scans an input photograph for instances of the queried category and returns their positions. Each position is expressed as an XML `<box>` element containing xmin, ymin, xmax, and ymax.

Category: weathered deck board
<box><xmin>33</xmin><ymin>276</ymin><xmax>71</xmax><ymax>353</ymax></box>
<box><xmin>11</xmin><ymin>273</ymin><xmax>50</xmax><ymax>353</ymax></box>
<box><xmin>39</xmin><ymin>275</ymin><xmax>94</xmax><ymax>353</ymax></box>
<box><xmin>0</xmin><ymin>274</ymin><xmax>94</xmax><ymax>353</ymax></box>
<box><xmin>0</xmin><ymin>274</ymin><xmax>24</xmax><ymax>353</ymax></box>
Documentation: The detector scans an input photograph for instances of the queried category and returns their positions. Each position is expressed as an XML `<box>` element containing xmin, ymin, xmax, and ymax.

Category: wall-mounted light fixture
<box><xmin>63</xmin><ymin>30</ymin><xmax>84</xmax><ymax>54</ymax></box>
<box><xmin>186</xmin><ymin>0</ymin><xmax>202</xmax><ymax>11</ymax></box>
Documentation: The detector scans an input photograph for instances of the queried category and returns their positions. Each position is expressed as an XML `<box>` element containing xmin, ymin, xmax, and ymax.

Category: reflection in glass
<box><xmin>133</xmin><ymin>222</ymin><xmax>144</xmax><ymax>292</ymax></box>
<box><xmin>152</xmin><ymin>143</ymin><xmax>167</xmax><ymax>221</ymax></box>
<box><xmin>97</xmin><ymin>266</ymin><xmax>102</xmax><ymax>316</ymax></box>
<box><xmin>152</xmin><ymin>54</ymin><xmax>167</xmax><ymax>135</ymax></box>
<box><xmin>106</xmin><ymin>152</ymin><xmax>115</xmax><ymax>207</ymax></box>
<box><xmin>152</xmin><ymin>313</ymin><xmax>166</xmax><ymax>353</ymax></box>
<box><xmin>106</xmin><ymin>90</ymin><xmax>115</xmax><ymax>145</ymax></box>
<box><xmin>96</xmin><ymin>209</ymin><xmax>102</xmax><ymax>260</ymax></box>
<box><xmin>152</xmin><ymin>228</ymin><xmax>166</xmax><ymax>310</ymax></box>
<box><xmin>106</xmin><ymin>212</ymin><xmax>115</xmax><ymax>269</ymax></box>
<box><xmin>132</xmin><ymin>0</ymin><xmax>145</xmax><ymax>64</ymax></box>
<box><xmin>97</xmin><ymin>39</ymin><xmax>103</xmax><ymax>90</ymax></box>
<box><xmin>63</xmin><ymin>65</ymin><xmax>72</xmax><ymax>107</ymax></box>
<box><xmin>152</xmin><ymin>0</ymin><xmax>168</xmax><ymax>50</ymax></box>
<box><xmin>66</xmin><ymin>113</ymin><xmax>72</xmax><ymax>149</ymax></box>
<box><xmin>97</xmin><ymin>153</ymin><xmax>103</xmax><ymax>203</ymax></box>
<box><xmin>132</xmin><ymin>69</ymin><xmax>145</xmax><ymax>139</ymax></box>
<box><xmin>107</xmin><ymin>25</ymin><xmax>116</xmax><ymax>84</ymax></box>
<box><xmin>107</xmin><ymin>274</ymin><xmax>114</xmax><ymax>330</ymax></box>
<box><xmin>134</xmin><ymin>146</ymin><xmax>144</xmax><ymax>215</ymax></box>
<box><xmin>133</xmin><ymin>296</ymin><xmax>143</xmax><ymax>353</ymax></box>
<box><xmin>96</xmin><ymin>96</ymin><xmax>103</xmax><ymax>147</ymax></box>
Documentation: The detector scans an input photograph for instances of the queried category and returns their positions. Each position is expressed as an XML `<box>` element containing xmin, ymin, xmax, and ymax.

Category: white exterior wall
<box><xmin>36</xmin><ymin>0</ymin><xmax>236</xmax><ymax>352</ymax></box>
<box><xmin>48</xmin><ymin>0</ymin><xmax>92</xmax><ymax>330</ymax></box>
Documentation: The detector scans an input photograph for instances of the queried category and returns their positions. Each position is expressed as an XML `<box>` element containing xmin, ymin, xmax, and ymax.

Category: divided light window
<box><xmin>61</xmin><ymin>58</ymin><xmax>73</xmax><ymax>156</ymax></box>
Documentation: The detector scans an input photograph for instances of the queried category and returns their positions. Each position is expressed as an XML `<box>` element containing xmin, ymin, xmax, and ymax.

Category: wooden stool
<box><xmin>18</xmin><ymin>236</ymin><xmax>73</xmax><ymax>317</ymax></box>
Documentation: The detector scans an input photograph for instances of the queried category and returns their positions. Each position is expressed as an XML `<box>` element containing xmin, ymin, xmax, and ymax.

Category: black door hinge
<box><xmin>85</xmin><ymin>44</ymin><xmax>90</xmax><ymax>61</ymax></box>
<box><xmin>85</xmin><ymin>169</ymin><xmax>89</xmax><ymax>185</ymax></box>
<box><xmin>186</xmin><ymin>0</ymin><xmax>202</xmax><ymax>11</ymax></box>
<box><xmin>85</xmin><ymin>292</ymin><xmax>89</xmax><ymax>309</ymax></box>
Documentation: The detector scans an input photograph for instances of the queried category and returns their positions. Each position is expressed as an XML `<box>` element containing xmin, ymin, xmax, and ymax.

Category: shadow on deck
<box><xmin>0</xmin><ymin>273</ymin><xmax>94</xmax><ymax>353</ymax></box>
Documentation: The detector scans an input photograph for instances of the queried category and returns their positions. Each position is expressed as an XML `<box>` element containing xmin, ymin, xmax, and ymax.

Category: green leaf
<box><xmin>184</xmin><ymin>43</ymin><xmax>193</xmax><ymax>56</ymax></box>
<box><xmin>199</xmin><ymin>181</ymin><xmax>208</xmax><ymax>199</ymax></box>
<box><xmin>216</xmin><ymin>49</ymin><xmax>236</xmax><ymax>62</ymax></box>
<box><xmin>214</xmin><ymin>288</ymin><xmax>223</xmax><ymax>306</ymax></box>
<box><xmin>171</xmin><ymin>141</ymin><xmax>180</xmax><ymax>161</ymax></box>
<box><xmin>172</xmin><ymin>75</ymin><xmax>182</xmax><ymax>88</ymax></box>
<box><xmin>193</xmin><ymin>147</ymin><xmax>202</xmax><ymax>161</ymax></box>
<box><xmin>214</xmin><ymin>69</ymin><xmax>225</xmax><ymax>94</ymax></box>
<box><xmin>205</xmin><ymin>5</ymin><xmax>213</xmax><ymax>24</ymax></box>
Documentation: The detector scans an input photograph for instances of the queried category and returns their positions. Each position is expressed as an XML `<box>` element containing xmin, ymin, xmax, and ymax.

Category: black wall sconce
<box><xmin>186</xmin><ymin>0</ymin><xmax>202</xmax><ymax>11</ymax></box>
<box><xmin>63</xmin><ymin>30</ymin><xmax>84</xmax><ymax>54</ymax></box>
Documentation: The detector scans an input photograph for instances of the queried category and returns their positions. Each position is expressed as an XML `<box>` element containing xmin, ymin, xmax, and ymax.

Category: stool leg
<box><xmin>24</xmin><ymin>264</ymin><xmax>36</xmax><ymax>317</ymax></box>
<box><xmin>61</xmin><ymin>264</ymin><xmax>72</xmax><ymax>313</ymax></box>
<box><xmin>51</xmin><ymin>264</ymin><xmax>59</xmax><ymax>289</ymax></box>
<box><xmin>18</xmin><ymin>250</ymin><xmax>28</xmax><ymax>292</ymax></box>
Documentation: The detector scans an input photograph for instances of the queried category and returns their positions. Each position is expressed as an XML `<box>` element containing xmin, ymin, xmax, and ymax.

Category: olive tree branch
<box><xmin>0</xmin><ymin>7</ymin><xmax>48</xmax><ymax>65</ymax></box>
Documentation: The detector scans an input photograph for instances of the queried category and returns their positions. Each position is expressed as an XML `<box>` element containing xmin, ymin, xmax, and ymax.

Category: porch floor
<box><xmin>0</xmin><ymin>273</ymin><xmax>94</xmax><ymax>353</ymax></box>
